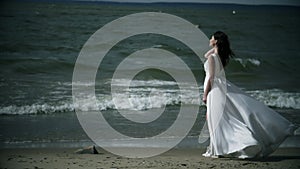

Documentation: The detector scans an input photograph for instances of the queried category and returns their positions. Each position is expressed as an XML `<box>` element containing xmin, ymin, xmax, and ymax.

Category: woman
<box><xmin>202</xmin><ymin>31</ymin><xmax>296</xmax><ymax>159</ymax></box>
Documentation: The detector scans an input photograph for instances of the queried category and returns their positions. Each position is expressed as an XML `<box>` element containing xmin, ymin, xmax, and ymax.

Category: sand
<box><xmin>1</xmin><ymin>147</ymin><xmax>300</xmax><ymax>169</ymax></box>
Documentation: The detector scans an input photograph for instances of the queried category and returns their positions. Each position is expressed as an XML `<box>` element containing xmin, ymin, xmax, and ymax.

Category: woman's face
<box><xmin>209</xmin><ymin>36</ymin><xmax>217</xmax><ymax>47</ymax></box>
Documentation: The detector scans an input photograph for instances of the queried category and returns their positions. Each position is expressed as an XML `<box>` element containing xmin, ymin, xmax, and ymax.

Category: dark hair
<box><xmin>213</xmin><ymin>31</ymin><xmax>235</xmax><ymax>67</ymax></box>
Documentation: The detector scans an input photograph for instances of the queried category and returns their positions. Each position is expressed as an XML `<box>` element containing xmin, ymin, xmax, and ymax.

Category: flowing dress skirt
<box><xmin>202</xmin><ymin>55</ymin><xmax>295</xmax><ymax>158</ymax></box>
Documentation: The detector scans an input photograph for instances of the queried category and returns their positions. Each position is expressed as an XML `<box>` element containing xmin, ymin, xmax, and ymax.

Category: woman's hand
<box><xmin>202</xmin><ymin>95</ymin><xmax>207</xmax><ymax>104</ymax></box>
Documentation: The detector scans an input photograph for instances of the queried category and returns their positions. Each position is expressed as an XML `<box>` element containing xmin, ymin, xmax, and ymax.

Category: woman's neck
<box><xmin>213</xmin><ymin>47</ymin><xmax>218</xmax><ymax>54</ymax></box>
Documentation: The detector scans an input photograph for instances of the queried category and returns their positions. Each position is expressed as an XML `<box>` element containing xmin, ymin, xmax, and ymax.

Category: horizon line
<box><xmin>14</xmin><ymin>0</ymin><xmax>300</xmax><ymax>7</ymax></box>
<box><xmin>75</xmin><ymin>0</ymin><xmax>300</xmax><ymax>7</ymax></box>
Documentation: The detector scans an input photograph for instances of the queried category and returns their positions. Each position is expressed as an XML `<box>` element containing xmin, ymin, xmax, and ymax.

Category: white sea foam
<box><xmin>246</xmin><ymin>89</ymin><xmax>300</xmax><ymax>109</ymax></box>
<box><xmin>111</xmin><ymin>79</ymin><xmax>179</xmax><ymax>87</ymax></box>
<box><xmin>234</xmin><ymin>57</ymin><xmax>261</xmax><ymax>67</ymax></box>
<box><xmin>0</xmin><ymin>103</ymin><xmax>74</xmax><ymax>115</ymax></box>
<box><xmin>152</xmin><ymin>44</ymin><xmax>163</xmax><ymax>48</ymax></box>
<box><xmin>1</xmin><ymin>79</ymin><xmax>299</xmax><ymax>115</ymax></box>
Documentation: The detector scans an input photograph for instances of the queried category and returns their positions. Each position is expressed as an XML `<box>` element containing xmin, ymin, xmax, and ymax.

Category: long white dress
<box><xmin>202</xmin><ymin>54</ymin><xmax>296</xmax><ymax>158</ymax></box>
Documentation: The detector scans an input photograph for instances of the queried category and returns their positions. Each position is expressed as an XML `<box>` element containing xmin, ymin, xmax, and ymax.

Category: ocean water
<box><xmin>0</xmin><ymin>1</ymin><xmax>299</xmax><ymax>148</ymax></box>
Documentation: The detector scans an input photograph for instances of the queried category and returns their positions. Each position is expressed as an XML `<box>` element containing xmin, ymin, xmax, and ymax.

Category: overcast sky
<box><xmin>84</xmin><ymin>0</ymin><xmax>300</xmax><ymax>6</ymax></box>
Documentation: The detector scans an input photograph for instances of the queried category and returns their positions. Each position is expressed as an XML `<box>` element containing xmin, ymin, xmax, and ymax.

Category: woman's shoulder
<box><xmin>206</xmin><ymin>53</ymin><xmax>222</xmax><ymax>68</ymax></box>
<box><xmin>206</xmin><ymin>53</ymin><xmax>217</xmax><ymax>61</ymax></box>
<box><xmin>205</xmin><ymin>54</ymin><xmax>215</xmax><ymax>66</ymax></box>
<box><xmin>211</xmin><ymin>53</ymin><xmax>218</xmax><ymax>57</ymax></box>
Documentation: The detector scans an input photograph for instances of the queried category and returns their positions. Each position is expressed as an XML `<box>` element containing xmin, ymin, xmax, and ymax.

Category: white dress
<box><xmin>202</xmin><ymin>54</ymin><xmax>296</xmax><ymax>158</ymax></box>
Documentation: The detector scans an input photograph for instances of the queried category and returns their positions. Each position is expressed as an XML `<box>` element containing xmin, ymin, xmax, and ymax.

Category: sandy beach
<box><xmin>1</xmin><ymin>147</ymin><xmax>299</xmax><ymax>169</ymax></box>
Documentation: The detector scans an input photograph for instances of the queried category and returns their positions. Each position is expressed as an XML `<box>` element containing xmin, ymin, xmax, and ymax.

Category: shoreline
<box><xmin>1</xmin><ymin>147</ymin><xmax>300</xmax><ymax>169</ymax></box>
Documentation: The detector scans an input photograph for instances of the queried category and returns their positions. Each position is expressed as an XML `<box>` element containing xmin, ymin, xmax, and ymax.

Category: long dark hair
<box><xmin>213</xmin><ymin>31</ymin><xmax>235</xmax><ymax>67</ymax></box>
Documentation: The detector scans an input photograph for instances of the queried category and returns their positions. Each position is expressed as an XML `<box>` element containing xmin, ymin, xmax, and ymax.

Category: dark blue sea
<box><xmin>0</xmin><ymin>1</ymin><xmax>299</xmax><ymax>148</ymax></box>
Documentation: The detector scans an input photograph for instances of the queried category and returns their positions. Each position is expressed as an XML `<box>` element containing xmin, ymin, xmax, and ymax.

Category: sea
<box><xmin>0</xmin><ymin>1</ymin><xmax>299</xmax><ymax>149</ymax></box>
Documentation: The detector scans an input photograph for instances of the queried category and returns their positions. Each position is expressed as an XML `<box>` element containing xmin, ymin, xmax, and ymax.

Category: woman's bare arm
<box><xmin>203</xmin><ymin>55</ymin><xmax>215</xmax><ymax>104</ymax></box>
<box><xmin>204</xmin><ymin>48</ymin><xmax>215</xmax><ymax>58</ymax></box>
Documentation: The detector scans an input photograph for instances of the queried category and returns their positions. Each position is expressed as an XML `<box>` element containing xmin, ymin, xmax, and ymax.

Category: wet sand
<box><xmin>1</xmin><ymin>147</ymin><xmax>300</xmax><ymax>169</ymax></box>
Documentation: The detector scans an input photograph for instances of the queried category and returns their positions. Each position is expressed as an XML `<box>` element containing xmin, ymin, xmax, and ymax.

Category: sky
<box><xmin>81</xmin><ymin>0</ymin><xmax>300</xmax><ymax>6</ymax></box>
